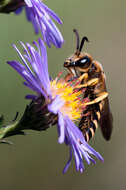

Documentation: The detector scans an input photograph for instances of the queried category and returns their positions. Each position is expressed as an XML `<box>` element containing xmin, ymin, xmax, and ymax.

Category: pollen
<box><xmin>50</xmin><ymin>78</ymin><xmax>86</xmax><ymax>121</ymax></box>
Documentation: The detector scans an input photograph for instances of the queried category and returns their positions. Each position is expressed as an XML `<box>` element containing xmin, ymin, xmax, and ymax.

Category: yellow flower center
<box><xmin>50</xmin><ymin>78</ymin><xmax>86</xmax><ymax>121</ymax></box>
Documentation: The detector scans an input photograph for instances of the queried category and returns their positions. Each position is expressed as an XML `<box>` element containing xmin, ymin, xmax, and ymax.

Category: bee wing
<box><xmin>99</xmin><ymin>97</ymin><xmax>113</xmax><ymax>141</ymax></box>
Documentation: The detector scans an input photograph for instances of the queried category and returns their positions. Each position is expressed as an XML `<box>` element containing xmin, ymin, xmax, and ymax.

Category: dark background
<box><xmin>0</xmin><ymin>0</ymin><xmax>125</xmax><ymax>189</ymax></box>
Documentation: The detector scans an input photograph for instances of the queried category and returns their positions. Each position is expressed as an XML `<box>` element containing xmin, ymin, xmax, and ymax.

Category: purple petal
<box><xmin>72</xmin><ymin>144</ymin><xmax>81</xmax><ymax>171</ymax></box>
<box><xmin>7</xmin><ymin>61</ymin><xmax>44</xmax><ymax>95</ymax></box>
<box><xmin>58</xmin><ymin>112</ymin><xmax>65</xmax><ymax>144</ymax></box>
<box><xmin>40</xmin><ymin>2</ymin><xmax>62</xmax><ymax>24</ymax></box>
<box><xmin>15</xmin><ymin>7</ymin><xmax>23</xmax><ymax>14</ymax></box>
<box><xmin>38</xmin><ymin>38</ymin><xmax>50</xmax><ymax>85</ymax></box>
<box><xmin>12</xmin><ymin>44</ymin><xmax>33</xmax><ymax>75</ymax></box>
<box><xmin>24</xmin><ymin>0</ymin><xmax>32</xmax><ymax>7</ymax></box>
<box><xmin>48</xmin><ymin>96</ymin><xmax>64</xmax><ymax>114</ymax></box>
<box><xmin>25</xmin><ymin>7</ymin><xmax>32</xmax><ymax>21</ymax></box>
<box><xmin>25</xmin><ymin>94</ymin><xmax>37</xmax><ymax>100</ymax></box>
<box><xmin>63</xmin><ymin>147</ymin><xmax>72</xmax><ymax>174</ymax></box>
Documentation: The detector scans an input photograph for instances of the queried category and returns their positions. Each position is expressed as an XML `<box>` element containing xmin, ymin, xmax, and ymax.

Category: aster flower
<box><xmin>7</xmin><ymin>38</ymin><xmax>103</xmax><ymax>173</ymax></box>
<box><xmin>0</xmin><ymin>0</ymin><xmax>64</xmax><ymax>48</ymax></box>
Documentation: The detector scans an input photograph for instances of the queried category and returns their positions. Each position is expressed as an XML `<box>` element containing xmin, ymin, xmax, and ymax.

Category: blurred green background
<box><xmin>0</xmin><ymin>0</ymin><xmax>125</xmax><ymax>189</ymax></box>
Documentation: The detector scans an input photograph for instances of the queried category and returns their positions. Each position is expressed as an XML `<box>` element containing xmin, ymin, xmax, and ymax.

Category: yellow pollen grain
<box><xmin>50</xmin><ymin>79</ymin><xmax>84</xmax><ymax>121</ymax></box>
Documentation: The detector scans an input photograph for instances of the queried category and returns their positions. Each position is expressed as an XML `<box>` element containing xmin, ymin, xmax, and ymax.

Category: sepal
<box><xmin>0</xmin><ymin>0</ymin><xmax>24</xmax><ymax>13</ymax></box>
<box><xmin>0</xmin><ymin>96</ymin><xmax>57</xmax><ymax>142</ymax></box>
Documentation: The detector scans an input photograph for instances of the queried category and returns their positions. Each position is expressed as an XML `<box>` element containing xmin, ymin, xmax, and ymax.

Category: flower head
<box><xmin>7</xmin><ymin>39</ymin><xmax>104</xmax><ymax>173</ymax></box>
<box><xmin>16</xmin><ymin>0</ymin><xmax>64</xmax><ymax>48</ymax></box>
<box><xmin>0</xmin><ymin>0</ymin><xmax>64</xmax><ymax>48</ymax></box>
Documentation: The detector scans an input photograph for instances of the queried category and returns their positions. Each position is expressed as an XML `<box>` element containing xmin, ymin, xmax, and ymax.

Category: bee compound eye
<box><xmin>80</xmin><ymin>58</ymin><xmax>88</xmax><ymax>64</ymax></box>
<box><xmin>75</xmin><ymin>56</ymin><xmax>91</xmax><ymax>68</ymax></box>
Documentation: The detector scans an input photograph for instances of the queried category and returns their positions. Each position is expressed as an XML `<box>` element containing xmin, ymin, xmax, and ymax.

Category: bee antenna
<box><xmin>73</xmin><ymin>29</ymin><xmax>80</xmax><ymax>53</ymax></box>
<box><xmin>79</xmin><ymin>36</ymin><xmax>89</xmax><ymax>52</ymax></box>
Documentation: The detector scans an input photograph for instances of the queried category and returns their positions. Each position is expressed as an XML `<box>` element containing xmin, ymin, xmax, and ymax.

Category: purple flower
<box><xmin>15</xmin><ymin>0</ymin><xmax>64</xmax><ymax>48</ymax></box>
<box><xmin>0</xmin><ymin>0</ymin><xmax>64</xmax><ymax>48</ymax></box>
<box><xmin>7</xmin><ymin>39</ymin><xmax>104</xmax><ymax>173</ymax></box>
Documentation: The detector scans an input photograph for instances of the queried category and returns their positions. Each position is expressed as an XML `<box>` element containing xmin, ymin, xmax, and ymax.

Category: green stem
<box><xmin>0</xmin><ymin>120</ymin><xmax>25</xmax><ymax>140</ymax></box>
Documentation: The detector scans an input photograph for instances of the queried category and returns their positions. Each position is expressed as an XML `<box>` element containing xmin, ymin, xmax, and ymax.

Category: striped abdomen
<box><xmin>79</xmin><ymin>102</ymin><xmax>101</xmax><ymax>142</ymax></box>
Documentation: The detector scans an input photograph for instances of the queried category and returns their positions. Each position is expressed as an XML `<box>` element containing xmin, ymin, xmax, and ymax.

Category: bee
<box><xmin>64</xmin><ymin>29</ymin><xmax>113</xmax><ymax>142</ymax></box>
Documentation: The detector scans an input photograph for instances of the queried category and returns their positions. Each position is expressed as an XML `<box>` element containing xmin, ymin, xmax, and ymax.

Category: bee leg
<box><xmin>76</xmin><ymin>78</ymin><xmax>99</xmax><ymax>88</ymax></box>
<box><xmin>84</xmin><ymin>92</ymin><xmax>108</xmax><ymax>106</ymax></box>
<box><xmin>78</xmin><ymin>73</ymin><xmax>88</xmax><ymax>82</ymax></box>
<box><xmin>85</xmin><ymin>78</ymin><xmax>99</xmax><ymax>86</ymax></box>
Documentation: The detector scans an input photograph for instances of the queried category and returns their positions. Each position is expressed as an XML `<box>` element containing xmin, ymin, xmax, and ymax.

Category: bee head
<box><xmin>64</xmin><ymin>29</ymin><xmax>93</xmax><ymax>77</ymax></box>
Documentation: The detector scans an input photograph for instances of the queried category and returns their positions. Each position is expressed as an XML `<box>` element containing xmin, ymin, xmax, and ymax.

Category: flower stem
<box><xmin>0</xmin><ymin>120</ymin><xmax>25</xmax><ymax>141</ymax></box>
